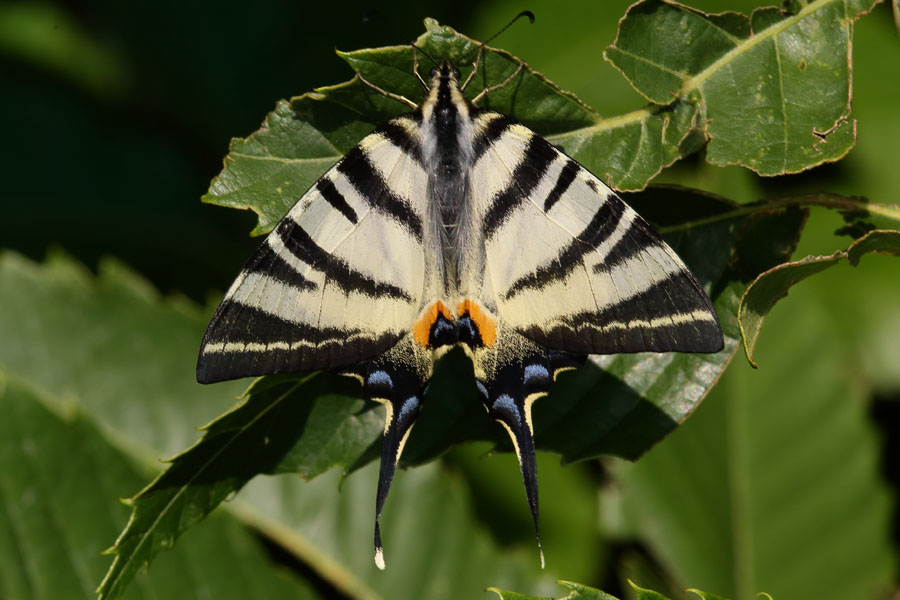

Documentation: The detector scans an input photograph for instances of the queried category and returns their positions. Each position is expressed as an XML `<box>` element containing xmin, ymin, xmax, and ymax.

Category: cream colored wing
<box><xmin>466</xmin><ymin>111</ymin><xmax>723</xmax><ymax>356</ymax></box>
<box><xmin>197</xmin><ymin>116</ymin><xmax>430</xmax><ymax>383</ymax></box>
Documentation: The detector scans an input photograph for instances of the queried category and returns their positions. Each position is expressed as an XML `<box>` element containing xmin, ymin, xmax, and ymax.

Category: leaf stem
<box><xmin>546</xmin><ymin>105</ymin><xmax>657</xmax><ymax>142</ymax></box>
<box><xmin>658</xmin><ymin>194</ymin><xmax>900</xmax><ymax>234</ymax></box>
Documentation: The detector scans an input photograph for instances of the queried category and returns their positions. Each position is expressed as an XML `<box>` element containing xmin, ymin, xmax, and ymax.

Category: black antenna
<box><xmin>461</xmin><ymin>10</ymin><xmax>534</xmax><ymax>94</ymax></box>
<box><xmin>483</xmin><ymin>10</ymin><xmax>535</xmax><ymax>45</ymax></box>
<box><xmin>413</xmin><ymin>44</ymin><xmax>437</xmax><ymax>67</ymax></box>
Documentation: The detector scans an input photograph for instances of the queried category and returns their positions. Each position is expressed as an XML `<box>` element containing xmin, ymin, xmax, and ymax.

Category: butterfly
<box><xmin>196</xmin><ymin>22</ymin><xmax>723</xmax><ymax>569</ymax></box>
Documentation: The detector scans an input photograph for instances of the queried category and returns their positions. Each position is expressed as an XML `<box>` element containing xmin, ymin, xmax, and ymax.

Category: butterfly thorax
<box><xmin>419</xmin><ymin>62</ymin><xmax>475</xmax><ymax>295</ymax></box>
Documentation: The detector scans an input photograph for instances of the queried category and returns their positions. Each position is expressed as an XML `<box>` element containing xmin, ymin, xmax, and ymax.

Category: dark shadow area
<box><xmin>601</xmin><ymin>542</ymin><xmax>686</xmax><ymax>600</ymax></box>
<box><xmin>254</xmin><ymin>531</ymin><xmax>350</xmax><ymax>600</ymax></box>
<box><xmin>535</xmin><ymin>361</ymin><xmax>680</xmax><ymax>462</ymax></box>
<box><xmin>1</xmin><ymin>0</ymin><xmax>474</xmax><ymax>301</ymax></box>
<box><xmin>869</xmin><ymin>390</ymin><xmax>900</xmax><ymax>582</ymax></box>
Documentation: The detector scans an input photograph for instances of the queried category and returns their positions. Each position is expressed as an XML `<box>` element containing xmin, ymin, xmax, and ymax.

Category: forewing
<box><xmin>469</xmin><ymin>112</ymin><xmax>723</xmax><ymax>355</ymax></box>
<box><xmin>198</xmin><ymin>117</ymin><xmax>428</xmax><ymax>383</ymax></box>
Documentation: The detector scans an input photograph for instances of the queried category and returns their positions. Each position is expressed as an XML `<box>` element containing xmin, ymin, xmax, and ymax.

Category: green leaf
<box><xmin>103</xmin><ymin>457</ymin><xmax>554</xmax><ymax>600</ymax></box>
<box><xmin>738</xmin><ymin>228</ymin><xmax>900</xmax><ymax>366</ymax></box>
<box><xmin>0</xmin><ymin>3</ymin><xmax>129</xmax><ymax>99</ymax></box>
<box><xmin>0</xmin><ymin>372</ymin><xmax>320</xmax><ymax>600</ymax></box>
<box><xmin>846</xmin><ymin>228</ymin><xmax>900</xmax><ymax>264</ymax></box>
<box><xmin>487</xmin><ymin>579</ymin><xmax>736</xmax><ymax>600</ymax></box>
<box><xmin>96</xmin><ymin>372</ymin><xmax>381</xmax><ymax>599</ymax></box>
<box><xmin>627</xmin><ymin>580</ymin><xmax>676</xmax><ymax>600</ymax></box>
<box><xmin>606</xmin><ymin>286</ymin><xmax>896</xmax><ymax>598</ymax></box>
<box><xmin>605</xmin><ymin>0</ymin><xmax>878</xmax><ymax>176</ymax></box>
<box><xmin>99</xmin><ymin>186</ymin><xmax>807</xmax><ymax>597</ymax></box>
<box><xmin>203</xmin><ymin>99</ymin><xmax>349</xmax><ymax>237</ymax></box>
<box><xmin>686</xmin><ymin>591</ymin><xmax>735</xmax><ymax>600</ymax></box>
<box><xmin>202</xmin><ymin>18</ymin><xmax>722</xmax><ymax>235</ymax></box>
<box><xmin>0</xmin><ymin>250</ymin><xmax>247</xmax><ymax>459</ymax></box>
<box><xmin>203</xmin><ymin>19</ymin><xmax>607</xmax><ymax>235</ymax></box>
<box><xmin>236</xmin><ymin>462</ymin><xmax>555</xmax><ymax>600</ymax></box>
<box><xmin>205</xmin><ymin>7</ymin><xmax>879</xmax><ymax>234</ymax></box>
<box><xmin>444</xmin><ymin>444</ymin><xmax>601</xmax><ymax>585</ymax></box>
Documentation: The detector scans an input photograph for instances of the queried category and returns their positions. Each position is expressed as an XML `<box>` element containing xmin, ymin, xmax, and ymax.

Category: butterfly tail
<box><xmin>486</xmin><ymin>385</ymin><xmax>544</xmax><ymax>567</ymax></box>
<box><xmin>359</xmin><ymin>336</ymin><xmax>431</xmax><ymax>570</ymax></box>
<box><xmin>475</xmin><ymin>336</ymin><xmax>559</xmax><ymax>568</ymax></box>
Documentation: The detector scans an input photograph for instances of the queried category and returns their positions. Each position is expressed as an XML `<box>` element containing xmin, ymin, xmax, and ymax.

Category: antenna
<box><xmin>484</xmin><ymin>10</ymin><xmax>535</xmax><ymax>45</ymax></box>
<box><xmin>462</xmin><ymin>10</ymin><xmax>535</xmax><ymax>94</ymax></box>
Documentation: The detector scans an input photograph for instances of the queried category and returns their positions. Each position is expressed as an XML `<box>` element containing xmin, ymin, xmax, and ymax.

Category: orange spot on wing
<box><xmin>457</xmin><ymin>299</ymin><xmax>497</xmax><ymax>347</ymax></box>
<box><xmin>413</xmin><ymin>301</ymin><xmax>453</xmax><ymax>347</ymax></box>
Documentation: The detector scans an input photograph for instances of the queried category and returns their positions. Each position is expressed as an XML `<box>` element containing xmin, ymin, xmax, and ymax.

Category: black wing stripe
<box><xmin>503</xmin><ymin>196</ymin><xmax>628</xmax><ymax>300</ymax></box>
<box><xmin>542</xmin><ymin>159</ymin><xmax>580</xmax><ymax>212</ymax></box>
<box><xmin>601</xmin><ymin>215</ymin><xmax>666</xmax><ymax>268</ymax></box>
<box><xmin>276</xmin><ymin>219</ymin><xmax>413</xmax><ymax>301</ymax></box>
<box><xmin>197</xmin><ymin>302</ymin><xmax>400</xmax><ymax>382</ymax></box>
<box><xmin>316</xmin><ymin>177</ymin><xmax>358</xmax><ymax>224</ymax></box>
<box><xmin>244</xmin><ymin>242</ymin><xmax>318</xmax><ymax>291</ymax></box>
<box><xmin>472</xmin><ymin>113</ymin><xmax>515</xmax><ymax>161</ymax></box>
<box><xmin>520</xmin><ymin>271</ymin><xmax>722</xmax><ymax>354</ymax></box>
<box><xmin>575</xmin><ymin>271</ymin><xmax>707</xmax><ymax>328</ymax></box>
<box><xmin>528</xmin><ymin>318</ymin><xmax>722</xmax><ymax>355</ymax></box>
<box><xmin>377</xmin><ymin>120</ymin><xmax>423</xmax><ymax>165</ymax></box>
<box><xmin>204</xmin><ymin>302</ymin><xmax>347</xmax><ymax>347</ymax></box>
<box><xmin>337</xmin><ymin>146</ymin><xmax>423</xmax><ymax>242</ymax></box>
<box><xmin>482</xmin><ymin>135</ymin><xmax>557</xmax><ymax>240</ymax></box>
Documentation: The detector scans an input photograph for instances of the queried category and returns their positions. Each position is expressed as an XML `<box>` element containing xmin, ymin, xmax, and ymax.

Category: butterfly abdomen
<box><xmin>421</xmin><ymin>61</ymin><xmax>477</xmax><ymax>292</ymax></box>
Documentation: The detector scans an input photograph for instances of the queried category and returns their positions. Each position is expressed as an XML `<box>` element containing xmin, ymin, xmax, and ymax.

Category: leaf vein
<box><xmin>773</xmin><ymin>38</ymin><xmax>789</xmax><ymax>172</ymax></box>
<box><xmin>610</xmin><ymin>47</ymin><xmax>689</xmax><ymax>80</ymax></box>
<box><xmin>683</xmin><ymin>0</ymin><xmax>836</xmax><ymax>94</ymax></box>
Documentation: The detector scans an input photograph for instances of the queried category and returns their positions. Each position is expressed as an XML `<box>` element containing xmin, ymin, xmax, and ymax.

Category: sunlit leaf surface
<box><xmin>605</xmin><ymin>0</ymin><xmax>878</xmax><ymax>175</ymax></box>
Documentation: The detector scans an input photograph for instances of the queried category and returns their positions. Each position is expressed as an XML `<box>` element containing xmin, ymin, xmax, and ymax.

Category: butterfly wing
<box><xmin>197</xmin><ymin>117</ymin><xmax>429</xmax><ymax>383</ymax></box>
<box><xmin>470</xmin><ymin>113</ymin><xmax>723</xmax><ymax>354</ymax></box>
<box><xmin>459</xmin><ymin>111</ymin><xmax>723</xmax><ymax>566</ymax></box>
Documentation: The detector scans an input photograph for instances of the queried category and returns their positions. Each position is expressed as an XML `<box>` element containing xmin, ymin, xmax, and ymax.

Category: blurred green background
<box><xmin>1</xmin><ymin>1</ymin><xmax>898</xmax><ymax>599</ymax></box>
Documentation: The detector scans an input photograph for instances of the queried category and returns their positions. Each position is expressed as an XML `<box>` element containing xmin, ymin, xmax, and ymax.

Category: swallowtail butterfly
<box><xmin>197</xmin><ymin>19</ymin><xmax>723</xmax><ymax>569</ymax></box>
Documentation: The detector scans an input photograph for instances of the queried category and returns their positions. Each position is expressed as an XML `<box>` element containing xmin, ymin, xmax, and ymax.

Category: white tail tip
<box><xmin>539</xmin><ymin>547</ymin><xmax>545</xmax><ymax>569</ymax></box>
<box><xmin>375</xmin><ymin>547</ymin><xmax>386</xmax><ymax>570</ymax></box>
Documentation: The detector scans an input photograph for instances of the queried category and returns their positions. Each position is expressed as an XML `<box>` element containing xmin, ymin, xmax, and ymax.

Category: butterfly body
<box><xmin>198</xmin><ymin>59</ymin><xmax>723</xmax><ymax>569</ymax></box>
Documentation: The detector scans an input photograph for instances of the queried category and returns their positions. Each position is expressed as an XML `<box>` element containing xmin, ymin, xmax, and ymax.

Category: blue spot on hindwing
<box><xmin>367</xmin><ymin>370</ymin><xmax>393</xmax><ymax>388</ymax></box>
<box><xmin>399</xmin><ymin>396</ymin><xmax>420</xmax><ymax>421</ymax></box>
<box><xmin>491</xmin><ymin>394</ymin><xmax>521</xmax><ymax>425</ymax></box>
<box><xmin>523</xmin><ymin>363</ymin><xmax>550</xmax><ymax>384</ymax></box>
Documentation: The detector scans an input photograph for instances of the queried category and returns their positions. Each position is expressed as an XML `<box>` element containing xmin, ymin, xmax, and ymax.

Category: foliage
<box><xmin>739</xmin><ymin>228</ymin><xmax>900</xmax><ymax>366</ymax></box>
<box><xmin>1</xmin><ymin>1</ymin><xmax>898</xmax><ymax>600</ymax></box>
<box><xmin>488</xmin><ymin>579</ymin><xmax>739</xmax><ymax>600</ymax></box>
